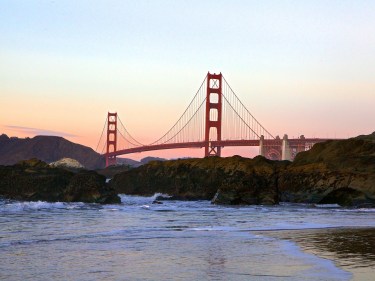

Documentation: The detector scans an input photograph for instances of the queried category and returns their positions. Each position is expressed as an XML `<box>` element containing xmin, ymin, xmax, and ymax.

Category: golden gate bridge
<box><xmin>96</xmin><ymin>72</ymin><xmax>332</xmax><ymax>167</ymax></box>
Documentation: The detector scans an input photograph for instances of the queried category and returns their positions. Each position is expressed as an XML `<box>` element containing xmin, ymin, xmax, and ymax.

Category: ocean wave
<box><xmin>0</xmin><ymin>200</ymin><xmax>86</xmax><ymax>212</ymax></box>
<box><xmin>119</xmin><ymin>193</ymin><xmax>172</xmax><ymax>205</ymax></box>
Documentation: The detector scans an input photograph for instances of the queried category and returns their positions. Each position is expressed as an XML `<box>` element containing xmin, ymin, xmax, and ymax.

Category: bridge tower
<box><xmin>205</xmin><ymin>72</ymin><xmax>222</xmax><ymax>157</ymax></box>
<box><xmin>106</xmin><ymin>112</ymin><xmax>117</xmax><ymax>167</ymax></box>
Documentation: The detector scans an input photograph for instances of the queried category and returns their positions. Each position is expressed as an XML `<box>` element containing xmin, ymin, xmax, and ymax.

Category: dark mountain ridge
<box><xmin>0</xmin><ymin>134</ymin><xmax>168</xmax><ymax>170</ymax></box>
<box><xmin>0</xmin><ymin>134</ymin><xmax>105</xmax><ymax>169</ymax></box>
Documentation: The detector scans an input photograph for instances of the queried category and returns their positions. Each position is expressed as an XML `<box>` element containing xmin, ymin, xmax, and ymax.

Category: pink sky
<box><xmin>1</xmin><ymin>2</ymin><xmax>374</xmax><ymax>161</ymax></box>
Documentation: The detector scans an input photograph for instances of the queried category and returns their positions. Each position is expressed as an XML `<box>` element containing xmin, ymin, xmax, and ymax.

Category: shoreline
<box><xmin>252</xmin><ymin>227</ymin><xmax>375</xmax><ymax>281</ymax></box>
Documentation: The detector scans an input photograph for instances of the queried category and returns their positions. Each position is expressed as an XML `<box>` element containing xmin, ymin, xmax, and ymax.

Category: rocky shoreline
<box><xmin>1</xmin><ymin>133</ymin><xmax>374</xmax><ymax>207</ymax></box>
<box><xmin>110</xmin><ymin>133</ymin><xmax>375</xmax><ymax>207</ymax></box>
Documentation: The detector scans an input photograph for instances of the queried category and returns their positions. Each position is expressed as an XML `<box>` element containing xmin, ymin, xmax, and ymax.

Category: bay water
<box><xmin>1</xmin><ymin>195</ymin><xmax>374</xmax><ymax>280</ymax></box>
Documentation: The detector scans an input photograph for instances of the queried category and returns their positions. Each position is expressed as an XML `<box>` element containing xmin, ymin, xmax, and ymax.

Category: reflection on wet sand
<box><xmin>254</xmin><ymin>228</ymin><xmax>375</xmax><ymax>281</ymax></box>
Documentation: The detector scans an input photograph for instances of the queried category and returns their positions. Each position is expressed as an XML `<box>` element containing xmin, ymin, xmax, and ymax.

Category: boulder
<box><xmin>210</xmin><ymin>157</ymin><xmax>282</xmax><ymax>205</ymax></box>
<box><xmin>63</xmin><ymin>171</ymin><xmax>121</xmax><ymax>204</ymax></box>
<box><xmin>0</xmin><ymin>159</ymin><xmax>120</xmax><ymax>204</ymax></box>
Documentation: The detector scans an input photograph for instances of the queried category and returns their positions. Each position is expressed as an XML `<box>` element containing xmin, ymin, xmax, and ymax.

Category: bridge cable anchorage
<box><xmin>95</xmin><ymin>117</ymin><xmax>108</xmax><ymax>152</ymax></box>
<box><xmin>149</xmin><ymin>75</ymin><xmax>208</xmax><ymax>145</ymax></box>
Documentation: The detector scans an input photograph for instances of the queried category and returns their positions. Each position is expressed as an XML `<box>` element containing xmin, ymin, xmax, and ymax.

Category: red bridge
<box><xmin>96</xmin><ymin>73</ymin><xmax>333</xmax><ymax>167</ymax></box>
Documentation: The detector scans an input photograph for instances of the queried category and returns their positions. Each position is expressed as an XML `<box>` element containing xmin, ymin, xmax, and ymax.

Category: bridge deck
<box><xmin>105</xmin><ymin>138</ymin><xmax>331</xmax><ymax>157</ymax></box>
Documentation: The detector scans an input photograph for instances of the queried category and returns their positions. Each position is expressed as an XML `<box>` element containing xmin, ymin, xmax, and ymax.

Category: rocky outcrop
<box><xmin>63</xmin><ymin>171</ymin><xmax>121</xmax><ymax>204</ymax></box>
<box><xmin>110</xmin><ymin>155</ymin><xmax>288</xmax><ymax>205</ymax></box>
<box><xmin>96</xmin><ymin>165</ymin><xmax>132</xmax><ymax>179</ymax></box>
<box><xmin>278</xmin><ymin>133</ymin><xmax>375</xmax><ymax>207</ymax></box>
<box><xmin>110</xmin><ymin>132</ymin><xmax>375</xmax><ymax>207</ymax></box>
<box><xmin>0</xmin><ymin>158</ymin><xmax>121</xmax><ymax>204</ymax></box>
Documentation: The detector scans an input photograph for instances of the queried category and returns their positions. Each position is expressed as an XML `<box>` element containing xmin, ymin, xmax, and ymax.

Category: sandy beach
<box><xmin>253</xmin><ymin>227</ymin><xmax>375</xmax><ymax>281</ymax></box>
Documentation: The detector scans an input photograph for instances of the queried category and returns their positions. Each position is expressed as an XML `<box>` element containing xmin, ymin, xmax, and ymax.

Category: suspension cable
<box><xmin>149</xmin><ymin>75</ymin><xmax>207</xmax><ymax>145</ymax></box>
<box><xmin>159</xmin><ymin>98</ymin><xmax>206</xmax><ymax>144</ymax></box>
<box><xmin>222</xmin><ymin>75</ymin><xmax>275</xmax><ymax>139</ymax></box>
<box><xmin>95</xmin><ymin>117</ymin><xmax>107</xmax><ymax>152</ymax></box>
<box><xmin>117</xmin><ymin>116</ymin><xmax>144</xmax><ymax>146</ymax></box>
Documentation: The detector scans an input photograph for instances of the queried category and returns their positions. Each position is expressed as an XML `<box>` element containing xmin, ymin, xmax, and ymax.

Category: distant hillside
<box><xmin>117</xmin><ymin>156</ymin><xmax>167</xmax><ymax>167</ymax></box>
<box><xmin>140</xmin><ymin>156</ymin><xmax>166</xmax><ymax>164</ymax></box>
<box><xmin>117</xmin><ymin>157</ymin><xmax>141</xmax><ymax>167</ymax></box>
<box><xmin>0</xmin><ymin>134</ymin><xmax>105</xmax><ymax>169</ymax></box>
<box><xmin>0</xmin><ymin>134</ymin><xmax>168</xmax><ymax>170</ymax></box>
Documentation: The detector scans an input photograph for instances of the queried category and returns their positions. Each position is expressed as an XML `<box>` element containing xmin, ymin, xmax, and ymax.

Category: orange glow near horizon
<box><xmin>1</xmin><ymin>2</ymin><xmax>374</xmax><ymax>162</ymax></box>
<box><xmin>1</xmin><ymin>122</ymin><xmax>260</xmax><ymax>161</ymax></box>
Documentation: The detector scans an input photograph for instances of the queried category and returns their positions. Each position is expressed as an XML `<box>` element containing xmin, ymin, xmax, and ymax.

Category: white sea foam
<box><xmin>0</xmin><ymin>200</ymin><xmax>89</xmax><ymax>212</ymax></box>
<box><xmin>190</xmin><ymin>226</ymin><xmax>238</xmax><ymax>232</ymax></box>
<box><xmin>314</xmin><ymin>203</ymin><xmax>341</xmax><ymax>208</ymax></box>
<box><xmin>0</xmin><ymin>201</ymin><xmax>66</xmax><ymax>212</ymax></box>
<box><xmin>119</xmin><ymin>193</ymin><xmax>172</xmax><ymax>205</ymax></box>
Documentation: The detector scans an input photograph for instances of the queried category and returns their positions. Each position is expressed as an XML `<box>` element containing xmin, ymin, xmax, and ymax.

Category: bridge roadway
<box><xmin>106</xmin><ymin>138</ymin><xmax>331</xmax><ymax>157</ymax></box>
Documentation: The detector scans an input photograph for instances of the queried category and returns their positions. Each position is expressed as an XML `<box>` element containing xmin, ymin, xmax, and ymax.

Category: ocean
<box><xmin>1</xmin><ymin>195</ymin><xmax>374</xmax><ymax>280</ymax></box>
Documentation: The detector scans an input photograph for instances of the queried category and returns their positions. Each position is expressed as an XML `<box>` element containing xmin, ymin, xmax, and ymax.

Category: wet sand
<box><xmin>253</xmin><ymin>227</ymin><xmax>375</xmax><ymax>281</ymax></box>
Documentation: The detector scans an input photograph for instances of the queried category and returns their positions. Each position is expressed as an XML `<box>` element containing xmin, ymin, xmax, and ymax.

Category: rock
<box><xmin>17</xmin><ymin>158</ymin><xmax>49</xmax><ymax>168</ymax></box>
<box><xmin>210</xmin><ymin>157</ymin><xmax>281</xmax><ymax>205</ymax></box>
<box><xmin>279</xmin><ymin>132</ymin><xmax>375</xmax><ymax>207</ymax></box>
<box><xmin>110</xmin><ymin>132</ymin><xmax>375</xmax><ymax>207</ymax></box>
<box><xmin>96</xmin><ymin>164</ymin><xmax>131</xmax><ymax>179</ymax></box>
<box><xmin>110</xmin><ymin>155</ymin><xmax>285</xmax><ymax>205</ymax></box>
<box><xmin>50</xmin><ymin>158</ymin><xmax>85</xmax><ymax>170</ymax></box>
<box><xmin>63</xmin><ymin>171</ymin><xmax>121</xmax><ymax>204</ymax></box>
<box><xmin>279</xmin><ymin>166</ymin><xmax>375</xmax><ymax>207</ymax></box>
<box><xmin>0</xmin><ymin>159</ymin><xmax>120</xmax><ymax>204</ymax></box>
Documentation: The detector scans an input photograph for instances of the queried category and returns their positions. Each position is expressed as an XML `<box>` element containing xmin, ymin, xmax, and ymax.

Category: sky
<box><xmin>1</xmin><ymin>0</ymin><xmax>374</xmax><ymax>160</ymax></box>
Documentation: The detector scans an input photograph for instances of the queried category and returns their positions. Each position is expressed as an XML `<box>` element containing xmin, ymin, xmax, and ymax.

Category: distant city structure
<box><xmin>97</xmin><ymin>73</ymin><xmax>333</xmax><ymax>167</ymax></box>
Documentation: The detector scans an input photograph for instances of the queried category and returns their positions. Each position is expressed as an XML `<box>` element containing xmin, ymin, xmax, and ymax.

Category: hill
<box><xmin>117</xmin><ymin>156</ymin><xmax>167</xmax><ymax>167</ymax></box>
<box><xmin>0</xmin><ymin>134</ymin><xmax>105</xmax><ymax>169</ymax></box>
